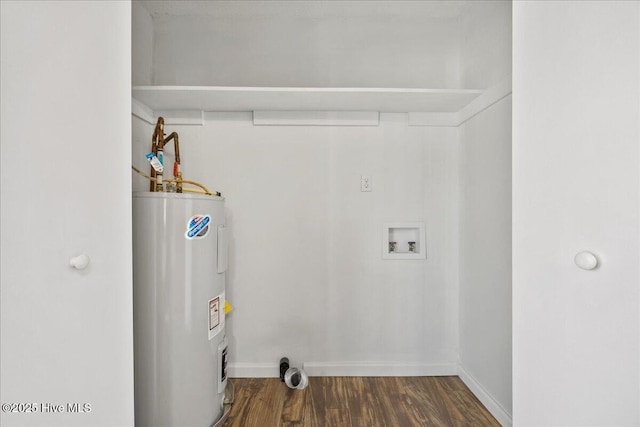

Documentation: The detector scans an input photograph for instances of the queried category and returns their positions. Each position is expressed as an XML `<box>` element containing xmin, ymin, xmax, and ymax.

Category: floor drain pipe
<box><xmin>279</xmin><ymin>357</ymin><xmax>309</xmax><ymax>390</ymax></box>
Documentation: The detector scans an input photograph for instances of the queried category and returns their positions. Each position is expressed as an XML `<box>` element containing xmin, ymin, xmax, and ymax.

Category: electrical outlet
<box><xmin>361</xmin><ymin>175</ymin><xmax>372</xmax><ymax>192</ymax></box>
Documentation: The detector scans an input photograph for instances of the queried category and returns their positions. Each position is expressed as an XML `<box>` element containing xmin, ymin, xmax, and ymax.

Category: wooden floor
<box><xmin>223</xmin><ymin>376</ymin><xmax>500</xmax><ymax>427</ymax></box>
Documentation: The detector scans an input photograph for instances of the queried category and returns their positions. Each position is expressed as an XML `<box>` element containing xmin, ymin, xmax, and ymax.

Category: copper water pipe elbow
<box><xmin>162</xmin><ymin>132</ymin><xmax>182</xmax><ymax>193</ymax></box>
<box><xmin>150</xmin><ymin>117</ymin><xmax>165</xmax><ymax>192</ymax></box>
<box><xmin>153</xmin><ymin>117</ymin><xmax>165</xmax><ymax>141</ymax></box>
<box><xmin>161</xmin><ymin>132</ymin><xmax>180</xmax><ymax>162</ymax></box>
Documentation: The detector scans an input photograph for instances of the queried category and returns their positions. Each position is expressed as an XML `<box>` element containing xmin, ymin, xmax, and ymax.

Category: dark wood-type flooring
<box><xmin>223</xmin><ymin>376</ymin><xmax>500</xmax><ymax>427</ymax></box>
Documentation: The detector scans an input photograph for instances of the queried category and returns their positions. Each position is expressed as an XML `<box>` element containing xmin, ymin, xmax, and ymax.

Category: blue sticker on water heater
<box><xmin>185</xmin><ymin>214</ymin><xmax>211</xmax><ymax>240</ymax></box>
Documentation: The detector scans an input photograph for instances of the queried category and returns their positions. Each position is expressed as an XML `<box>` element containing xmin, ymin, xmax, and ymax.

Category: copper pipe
<box><xmin>132</xmin><ymin>166</ymin><xmax>220</xmax><ymax>196</ymax></box>
<box><xmin>161</xmin><ymin>132</ymin><xmax>180</xmax><ymax>162</ymax></box>
<box><xmin>150</xmin><ymin>117</ymin><xmax>165</xmax><ymax>192</ymax></box>
<box><xmin>161</xmin><ymin>132</ymin><xmax>182</xmax><ymax>193</ymax></box>
<box><xmin>148</xmin><ymin>117</ymin><xmax>203</xmax><ymax>195</ymax></box>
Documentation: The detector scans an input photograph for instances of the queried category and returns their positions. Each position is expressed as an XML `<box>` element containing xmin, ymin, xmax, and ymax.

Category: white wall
<box><xmin>459</xmin><ymin>96</ymin><xmax>512</xmax><ymax>423</ymax></box>
<box><xmin>457</xmin><ymin>1</ymin><xmax>512</xmax><ymax>424</ymax></box>
<box><xmin>146</xmin><ymin>1</ymin><xmax>463</xmax><ymax>88</ymax></box>
<box><xmin>513</xmin><ymin>2</ymin><xmax>639</xmax><ymax>425</ymax></box>
<box><xmin>132</xmin><ymin>1</ymin><xmax>154</xmax><ymax>85</ymax></box>
<box><xmin>132</xmin><ymin>110</ymin><xmax>154</xmax><ymax>192</ymax></box>
<box><xmin>1</xmin><ymin>1</ymin><xmax>134</xmax><ymax>426</ymax></box>
<box><xmin>132</xmin><ymin>114</ymin><xmax>460</xmax><ymax>376</ymax></box>
<box><xmin>459</xmin><ymin>1</ymin><xmax>512</xmax><ymax>89</ymax></box>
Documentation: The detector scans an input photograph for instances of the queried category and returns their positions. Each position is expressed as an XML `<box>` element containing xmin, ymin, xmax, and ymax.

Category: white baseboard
<box><xmin>457</xmin><ymin>364</ymin><xmax>512</xmax><ymax>427</ymax></box>
<box><xmin>229</xmin><ymin>361</ymin><xmax>458</xmax><ymax>378</ymax></box>
<box><xmin>304</xmin><ymin>362</ymin><xmax>457</xmax><ymax>377</ymax></box>
<box><xmin>228</xmin><ymin>362</ymin><xmax>279</xmax><ymax>378</ymax></box>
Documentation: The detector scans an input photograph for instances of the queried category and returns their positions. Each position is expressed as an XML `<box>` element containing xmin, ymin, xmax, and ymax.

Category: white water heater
<box><xmin>133</xmin><ymin>192</ymin><xmax>228</xmax><ymax>427</ymax></box>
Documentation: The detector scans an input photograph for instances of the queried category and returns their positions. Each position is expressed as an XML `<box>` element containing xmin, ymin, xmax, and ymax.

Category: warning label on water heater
<box><xmin>185</xmin><ymin>214</ymin><xmax>211</xmax><ymax>240</ymax></box>
<box><xmin>208</xmin><ymin>292</ymin><xmax>225</xmax><ymax>340</ymax></box>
